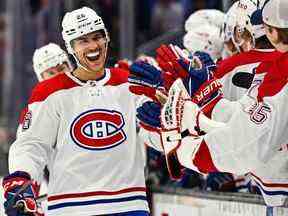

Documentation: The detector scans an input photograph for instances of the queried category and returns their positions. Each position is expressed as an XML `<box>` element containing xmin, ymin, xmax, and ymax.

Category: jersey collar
<box><xmin>65</xmin><ymin>68</ymin><xmax>111</xmax><ymax>86</ymax></box>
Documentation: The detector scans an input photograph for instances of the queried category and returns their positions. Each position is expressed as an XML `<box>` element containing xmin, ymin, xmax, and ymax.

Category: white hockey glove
<box><xmin>162</xmin><ymin>79</ymin><xmax>226</xmax><ymax>135</ymax></box>
<box><xmin>160</xmin><ymin>79</ymin><xmax>226</xmax><ymax>179</ymax></box>
<box><xmin>160</xmin><ymin>79</ymin><xmax>198</xmax><ymax>180</ymax></box>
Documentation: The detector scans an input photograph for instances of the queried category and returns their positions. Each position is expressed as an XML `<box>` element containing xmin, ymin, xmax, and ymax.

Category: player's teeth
<box><xmin>86</xmin><ymin>52</ymin><xmax>99</xmax><ymax>58</ymax></box>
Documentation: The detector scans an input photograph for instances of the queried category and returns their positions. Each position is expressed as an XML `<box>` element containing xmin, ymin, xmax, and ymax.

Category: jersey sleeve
<box><xmin>210</xmin><ymin>98</ymin><xmax>238</xmax><ymax>123</ymax></box>
<box><xmin>202</xmin><ymin>99</ymin><xmax>272</xmax><ymax>174</ymax></box>
<box><xmin>177</xmin><ymin>87</ymin><xmax>287</xmax><ymax>175</ymax></box>
<box><xmin>9</xmin><ymin>95</ymin><xmax>60</xmax><ymax>182</ymax></box>
<box><xmin>16</xmin><ymin>101</ymin><xmax>45</xmax><ymax>137</ymax></box>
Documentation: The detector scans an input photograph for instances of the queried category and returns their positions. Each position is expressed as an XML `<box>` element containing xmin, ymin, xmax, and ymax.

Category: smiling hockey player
<box><xmin>160</xmin><ymin>0</ymin><xmax>288</xmax><ymax>207</ymax></box>
<box><xmin>3</xmin><ymin>7</ymin><xmax>150</xmax><ymax>216</ymax></box>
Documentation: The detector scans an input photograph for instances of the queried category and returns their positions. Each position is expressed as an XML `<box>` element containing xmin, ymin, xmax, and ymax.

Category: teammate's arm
<box><xmin>176</xmin><ymin>95</ymin><xmax>274</xmax><ymax>175</ymax></box>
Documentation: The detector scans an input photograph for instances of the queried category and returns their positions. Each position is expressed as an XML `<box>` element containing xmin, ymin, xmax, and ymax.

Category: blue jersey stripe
<box><xmin>48</xmin><ymin>195</ymin><xmax>147</xmax><ymax>210</ymax></box>
<box><xmin>111</xmin><ymin>210</ymin><xmax>150</xmax><ymax>216</ymax></box>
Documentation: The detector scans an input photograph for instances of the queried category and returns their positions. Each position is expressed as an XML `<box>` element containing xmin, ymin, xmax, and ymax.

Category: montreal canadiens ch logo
<box><xmin>70</xmin><ymin>109</ymin><xmax>126</xmax><ymax>150</ymax></box>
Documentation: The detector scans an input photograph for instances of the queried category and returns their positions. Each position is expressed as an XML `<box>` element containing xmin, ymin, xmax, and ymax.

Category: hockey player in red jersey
<box><xmin>159</xmin><ymin>0</ymin><xmax>288</xmax><ymax>207</ymax></box>
<box><xmin>18</xmin><ymin>43</ymin><xmax>73</xmax><ymax>136</ymax></box>
<box><xmin>214</xmin><ymin>0</ymin><xmax>282</xmax><ymax>102</ymax></box>
<box><xmin>3</xmin><ymin>7</ymin><xmax>150</xmax><ymax>216</ymax></box>
<box><xmin>32</xmin><ymin>43</ymin><xmax>72</xmax><ymax>82</ymax></box>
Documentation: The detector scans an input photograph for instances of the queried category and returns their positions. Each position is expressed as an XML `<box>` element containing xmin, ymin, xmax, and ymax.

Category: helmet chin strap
<box><xmin>73</xmin><ymin>53</ymin><xmax>92</xmax><ymax>73</ymax></box>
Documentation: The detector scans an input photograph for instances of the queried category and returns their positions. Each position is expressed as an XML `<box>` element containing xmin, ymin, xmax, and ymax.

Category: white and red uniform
<box><xmin>177</xmin><ymin>52</ymin><xmax>288</xmax><ymax>206</ymax></box>
<box><xmin>9</xmin><ymin>69</ymin><xmax>149</xmax><ymax>215</ymax></box>
<box><xmin>214</xmin><ymin>49</ymin><xmax>281</xmax><ymax>101</ymax></box>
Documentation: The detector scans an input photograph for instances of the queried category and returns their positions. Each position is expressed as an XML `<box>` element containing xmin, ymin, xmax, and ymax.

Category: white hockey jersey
<box><xmin>214</xmin><ymin>49</ymin><xmax>281</xmax><ymax>101</ymax></box>
<box><xmin>179</xmin><ymin>52</ymin><xmax>288</xmax><ymax>206</ymax></box>
<box><xmin>9</xmin><ymin>69</ymin><xmax>149</xmax><ymax>215</ymax></box>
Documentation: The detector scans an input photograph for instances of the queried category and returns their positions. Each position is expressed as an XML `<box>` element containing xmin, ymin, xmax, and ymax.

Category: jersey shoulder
<box><xmin>215</xmin><ymin>50</ymin><xmax>281</xmax><ymax>79</ymax></box>
<box><xmin>106</xmin><ymin>67</ymin><xmax>129</xmax><ymax>86</ymax></box>
<box><xmin>257</xmin><ymin>52</ymin><xmax>288</xmax><ymax>100</ymax></box>
<box><xmin>28</xmin><ymin>73</ymin><xmax>78</xmax><ymax>104</ymax></box>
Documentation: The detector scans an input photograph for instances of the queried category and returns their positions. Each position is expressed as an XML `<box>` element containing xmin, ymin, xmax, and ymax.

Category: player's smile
<box><xmin>84</xmin><ymin>48</ymin><xmax>103</xmax><ymax>68</ymax></box>
<box><xmin>86</xmin><ymin>50</ymin><xmax>101</xmax><ymax>62</ymax></box>
<box><xmin>73</xmin><ymin>31</ymin><xmax>107</xmax><ymax>73</ymax></box>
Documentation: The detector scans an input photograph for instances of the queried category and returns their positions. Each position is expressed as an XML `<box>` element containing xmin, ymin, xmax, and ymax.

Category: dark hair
<box><xmin>276</xmin><ymin>28</ymin><xmax>288</xmax><ymax>45</ymax></box>
<box><xmin>266</xmin><ymin>24</ymin><xmax>288</xmax><ymax>45</ymax></box>
<box><xmin>255</xmin><ymin>35</ymin><xmax>274</xmax><ymax>49</ymax></box>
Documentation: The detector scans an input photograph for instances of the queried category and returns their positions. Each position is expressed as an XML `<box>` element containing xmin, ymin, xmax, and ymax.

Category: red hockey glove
<box><xmin>3</xmin><ymin>171</ymin><xmax>43</xmax><ymax>216</ymax></box>
<box><xmin>156</xmin><ymin>44</ymin><xmax>191</xmax><ymax>80</ymax></box>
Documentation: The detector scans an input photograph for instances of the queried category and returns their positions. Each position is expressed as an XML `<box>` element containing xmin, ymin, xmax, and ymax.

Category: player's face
<box><xmin>224</xmin><ymin>39</ymin><xmax>238</xmax><ymax>57</ymax></box>
<box><xmin>72</xmin><ymin>31</ymin><xmax>107</xmax><ymax>73</ymax></box>
<box><xmin>41</xmin><ymin>63</ymin><xmax>70</xmax><ymax>80</ymax></box>
<box><xmin>264</xmin><ymin>24</ymin><xmax>278</xmax><ymax>49</ymax></box>
<box><xmin>234</xmin><ymin>26</ymin><xmax>254</xmax><ymax>52</ymax></box>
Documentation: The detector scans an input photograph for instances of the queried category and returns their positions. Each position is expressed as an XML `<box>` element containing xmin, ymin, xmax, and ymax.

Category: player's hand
<box><xmin>179</xmin><ymin>54</ymin><xmax>222</xmax><ymax>108</ymax></box>
<box><xmin>193</xmin><ymin>51</ymin><xmax>217</xmax><ymax>71</ymax></box>
<box><xmin>156</xmin><ymin>44</ymin><xmax>191</xmax><ymax>80</ymax></box>
<box><xmin>129</xmin><ymin>61</ymin><xmax>163</xmax><ymax>89</ymax></box>
<box><xmin>2</xmin><ymin>171</ymin><xmax>40</xmax><ymax>216</ymax></box>
<box><xmin>137</xmin><ymin>101</ymin><xmax>161</xmax><ymax>133</ymax></box>
<box><xmin>160</xmin><ymin>79</ymin><xmax>198</xmax><ymax>180</ymax></box>
<box><xmin>128</xmin><ymin>61</ymin><xmax>169</xmax><ymax>103</ymax></box>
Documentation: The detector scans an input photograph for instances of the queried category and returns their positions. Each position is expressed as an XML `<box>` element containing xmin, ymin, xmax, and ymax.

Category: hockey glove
<box><xmin>178</xmin><ymin>51</ymin><xmax>216</xmax><ymax>96</ymax></box>
<box><xmin>160</xmin><ymin>79</ymin><xmax>200</xmax><ymax>180</ymax></box>
<box><xmin>137</xmin><ymin>101</ymin><xmax>161</xmax><ymax>133</ymax></box>
<box><xmin>193</xmin><ymin>51</ymin><xmax>217</xmax><ymax>72</ymax></box>
<box><xmin>179</xmin><ymin>53</ymin><xmax>222</xmax><ymax>110</ymax></box>
<box><xmin>156</xmin><ymin>44</ymin><xmax>193</xmax><ymax>80</ymax></box>
<box><xmin>129</xmin><ymin>61</ymin><xmax>163</xmax><ymax>89</ymax></box>
<box><xmin>2</xmin><ymin>171</ymin><xmax>41</xmax><ymax>216</ymax></box>
<box><xmin>128</xmin><ymin>61</ymin><xmax>166</xmax><ymax>103</ymax></box>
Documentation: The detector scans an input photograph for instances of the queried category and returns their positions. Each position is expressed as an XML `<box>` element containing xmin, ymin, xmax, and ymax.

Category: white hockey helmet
<box><xmin>223</xmin><ymin>0</ymin><xmax>263</xmax><ymax>53</ymax></box>
<box><xmin>183</xmin><ymin>24</ymin><xmax>223</xmax><ymax>60</ymax></box>
<box><xmin>222</xmin><ymin>1</ymin><xmax>239</xmax><ymax>43</ymax></box>
<box><xmin>262</xmin><ymin>0</ymin><xmax>288</xmax><ymax>28</ymax></box>
<box><xmin>32</xmin><ymin>43</ymin><xmax>71</xmax><ymax>81</ymax></box>
<box><xmin>185</xmin><ymin>9</ymin><xmax>225</xmax><ymax>32</ymax></box>
<box><xmin>235</xmin><ymin>0</ymin><xmax>262</xmax><ymax>40</ymax></box>
<box><xmin>61</xmin><ymin>7</ymin><xmax>110</xmax><ymax>55</ymax></box>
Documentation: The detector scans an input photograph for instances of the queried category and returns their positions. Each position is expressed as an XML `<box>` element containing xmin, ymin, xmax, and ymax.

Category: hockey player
<box><xmin>33</xmin><ymin>43</ymin><xmax>72</xmax><ymax>82</ymax></box>
<box><xmin>182</xmin><ymin>3</ymin><xmax>270</xmax><ymax>191</ymax></box>
<box><xmin>160</xmin><ymin>0</ymin><xmax>288</xmax><ymax>207</ymax></box>
<box><xmin>18</xmin><ymin>43</ymin><xmax>73</xmax><ymax>135</ymax></box>
<box><xmin>183</xmin><ymin>24</ymin><xmax>223</xmax><ymax>61</ymax></box>
<box><xmin>215</xmin><ymin>0</ymin><xmax>278</xmax><ymax>101</ymax></box>
<box><xmin>136</xmin><ymin>0</ymin><xmax>277</xmax><ymax>128</ymax></box>
<box><xmin>184</xmin><ymin>9</ymin><xmax>225</xmax><ymax>32</ymax></box>
<box><xmin>3</xmin><ymin>7</ymin><xmax>150</xmax><ymax>216</ymax></box>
